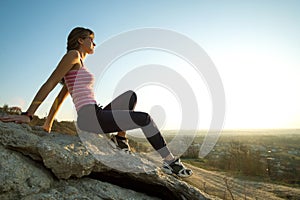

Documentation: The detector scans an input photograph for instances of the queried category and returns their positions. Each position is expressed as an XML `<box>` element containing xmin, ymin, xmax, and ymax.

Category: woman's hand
<box><xmin>42</xmin><ymin>123</ymin><xmax>52</xmax><ymax>133</ymax></box>
<box><xmin>0</xmin><ymin>114</ymin><xmax>31</xmax><ymax>124</ymax></box>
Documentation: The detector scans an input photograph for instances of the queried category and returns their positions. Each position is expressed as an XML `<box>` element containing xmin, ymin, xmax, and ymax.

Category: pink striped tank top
<box><xmin>64</xmin><ymin>64</ymin><xmax>97</xmax><ymax>112</ymax></box>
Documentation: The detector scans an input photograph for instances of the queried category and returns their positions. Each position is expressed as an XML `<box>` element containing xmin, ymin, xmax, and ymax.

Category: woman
<box><xmin>0</xmin><ymin>27</ymin><xmax>192</xmax><ymax>177</ymax></box>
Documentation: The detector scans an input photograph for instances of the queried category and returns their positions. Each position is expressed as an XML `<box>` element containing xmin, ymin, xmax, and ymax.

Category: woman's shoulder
<box><xmin>65</xmin><ymin>50</ymin><xmax>80</xmax><ymax>59</ymax></box>
<box><xmin>59</xmin><ymin>50</ymin><xmax>81</xmax><ymax>66</ymax></box>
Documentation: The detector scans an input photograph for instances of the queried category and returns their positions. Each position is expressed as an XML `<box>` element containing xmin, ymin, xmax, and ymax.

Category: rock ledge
<box><xmin>0</xmin><ymin>122</ymin><xmax>216</xmax><ymax>200</ymax></box>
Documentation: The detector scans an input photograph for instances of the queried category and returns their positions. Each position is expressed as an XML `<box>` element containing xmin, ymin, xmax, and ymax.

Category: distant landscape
<box><xmin>1</xmin><ymin>105</ymin><xmax>300</xmax><ymax>199</ymax></box>
<box><xmin>132</xmin><ymin>129</ymin><xmax>300</xmax><ymax>185</ymax></box>
<box><xmin>131</xmin><ymin>129</ymin><xmax>300</xmax><ymax>199</ymax></box>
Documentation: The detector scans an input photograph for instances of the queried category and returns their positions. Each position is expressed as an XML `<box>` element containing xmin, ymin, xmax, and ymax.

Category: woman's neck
<box><xmin>79</xmin><ymin>52</ymin><xmax>88</xmax><ymax>61</ymax></box>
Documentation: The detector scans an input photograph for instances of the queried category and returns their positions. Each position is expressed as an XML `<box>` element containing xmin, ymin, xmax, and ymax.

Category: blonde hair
<box><xmin>67</xmin><ymin>27</ymin><xmax>94</xmax><ymax>52</ymax></box>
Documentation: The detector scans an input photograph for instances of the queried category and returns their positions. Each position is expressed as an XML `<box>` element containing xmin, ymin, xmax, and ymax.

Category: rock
<box><xmin>0</xmin><ymin>145</ymin><xmax>53</xmax><ymax>200</ymax></box>
<box><xmin>0</xmin><ymin>121</ymin><xmax>216</xmax><ymax>199</ymax></box>
<box><xmin>23</xmin><ymin>178</ymin><xmax>159</xmax><ymax>200</ymax></box>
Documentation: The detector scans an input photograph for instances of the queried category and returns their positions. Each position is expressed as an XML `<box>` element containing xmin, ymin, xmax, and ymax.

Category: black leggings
<box><xmin>77</xmin><ymin>90</ymin><xmax>171</xmax><ymax>158</ymax></box>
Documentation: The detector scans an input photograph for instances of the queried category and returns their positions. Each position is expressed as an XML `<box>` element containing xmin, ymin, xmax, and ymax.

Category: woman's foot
<box><xmin>162</xmin><ymin>158</ymin><xmax>193</xmax><ymax>177</ymax></box>
<box><xmin>110</xmin><ymin>134</ymin><xmax>131</xmax><ymax>153</ymax></box>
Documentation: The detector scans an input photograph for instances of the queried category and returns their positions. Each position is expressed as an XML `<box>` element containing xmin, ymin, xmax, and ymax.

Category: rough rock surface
<box><xmin>0</xmin><ymin>121</ymin><xmax>216</xmax><ymax>200</ymax></box>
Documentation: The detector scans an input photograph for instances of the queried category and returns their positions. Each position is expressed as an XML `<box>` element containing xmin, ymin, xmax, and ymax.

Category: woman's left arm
<box><xmin>43</xmin><ymin>84</ymin><xmax>69</xmax><ymax>133</ymax></box>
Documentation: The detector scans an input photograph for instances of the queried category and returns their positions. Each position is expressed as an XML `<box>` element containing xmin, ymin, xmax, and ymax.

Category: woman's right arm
<box><xmin>0</xmin><ymin>50</ymin><xmax>80</xmax><ymax>123</ymax></box>
<box><xmin>26</xmin><ymin>50</ymin><xmax>80</xmax><ymax>115</ymax></box>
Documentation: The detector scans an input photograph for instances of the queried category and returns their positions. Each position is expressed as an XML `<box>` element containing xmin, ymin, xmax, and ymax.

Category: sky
<box><xmin>0</xmin><ymin>0</ymin><xmax>299</xmax><ymax>130</ymax></box>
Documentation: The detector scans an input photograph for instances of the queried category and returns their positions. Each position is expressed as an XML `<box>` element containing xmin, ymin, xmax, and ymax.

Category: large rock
<box><xmin>0</xmin><ymin>145</ymin><xmax>53</xmax><ymax>200</ymax></box>
<box><xmin>0</xmin><ymin>121</ymin><xmax>216</xmax><ymax>199</ymax></box>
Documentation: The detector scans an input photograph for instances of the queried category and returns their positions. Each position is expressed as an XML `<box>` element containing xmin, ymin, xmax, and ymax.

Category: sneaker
<box><xmin>110</xmin><ymin>134</ymin><xmax>131</xmax><ymax>153</ymax></box>
<box><xmin>162</xmin><ymin>158</ymin><xmax>193</xmax><ymax>178</ymax></box>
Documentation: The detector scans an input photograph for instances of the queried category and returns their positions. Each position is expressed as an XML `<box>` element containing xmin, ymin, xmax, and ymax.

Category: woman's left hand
<box><xmin>0</xmin><ymin>114</ymin><xmax>31</xmax><ymax>124</ymax></box>
<box><xmin>42</xmin><ymin>123</ymin><xmax>52</xmax><ymax>133</ymax></box>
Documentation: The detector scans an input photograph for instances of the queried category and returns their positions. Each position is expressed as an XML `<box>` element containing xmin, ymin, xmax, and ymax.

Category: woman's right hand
<box><xmin>0</xmin><ymin>114</ymin><xmax>31</xmax><ymax>124</ymax></box>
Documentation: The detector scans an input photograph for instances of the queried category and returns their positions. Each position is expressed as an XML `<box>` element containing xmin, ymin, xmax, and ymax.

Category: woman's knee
<box><xmin>126</xmin><ymin>90</ymin><xmax>137</xmax><ymax>110</ymax></box>
<box><xmin>123</xmin><ymin>90</ymin><xmax>135</xmax><ymax>96</ymax></box>
<box><xmin>126</xmin><ymin>90</ymin><xmax>137</xmax><ymax>99</ymax></box>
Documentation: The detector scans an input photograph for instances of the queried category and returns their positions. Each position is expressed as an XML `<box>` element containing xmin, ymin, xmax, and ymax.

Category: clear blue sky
<box><xmin>1</xmin><ymin>0</ymin><xmax>299</xmax><ymax>129</ymax></box>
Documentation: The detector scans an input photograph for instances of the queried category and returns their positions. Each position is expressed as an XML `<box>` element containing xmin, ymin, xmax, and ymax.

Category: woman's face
<box><xmin>80</xmin><ymin>34</ymin><xmax>96</xmax><ymax>54</ymax></box>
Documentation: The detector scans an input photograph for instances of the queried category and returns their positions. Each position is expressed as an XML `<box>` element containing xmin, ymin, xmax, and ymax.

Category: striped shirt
<box><xmin>64</xmin><ymin>66</ymin><xmax>97</xmax><ymax>112</ymax></box>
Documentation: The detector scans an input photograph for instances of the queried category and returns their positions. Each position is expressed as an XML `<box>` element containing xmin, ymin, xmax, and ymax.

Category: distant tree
<box><xmin>9</xmin><ymin>106</ymin><xmax>22</xmax><ymax>114</ymax></box>
<box><xmin>217</xmin><ymin>141</ymin><xmax>266</xmax><ymax>176</ymax></box>
<box><xmin>182</xmin><ymin>145</ymin><xmax>200</xmax><ymax>158</ymax></box>
<box><xmin>2</xmin><ymin>104</ymin><xmax>9</xmax><ymax>112</ymax></box>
